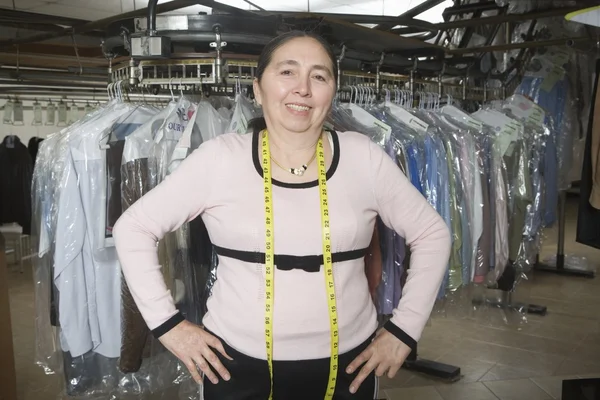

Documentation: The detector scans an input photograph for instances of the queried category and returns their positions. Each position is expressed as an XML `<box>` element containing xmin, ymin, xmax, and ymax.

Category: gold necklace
<box><xmin>267</xmin><ymin>132</ymin><xmax>321</xmax><ymax>176</ymax></box>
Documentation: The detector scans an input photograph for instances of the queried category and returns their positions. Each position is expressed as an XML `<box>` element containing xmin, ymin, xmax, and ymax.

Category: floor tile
<box><xmin>378</xmin><ymin>369</ymin><xmax>417</xmax><ymax>389</ymax></box>
<box><xmin>434</xmin><ymin>354</ymin><xmax>496</xmax><ymax>383</ymax></box>
<box><xmin>435</xmin><ymin>382</ymin><xmax>498</xmax><ymax>400</ymax></box>
<box><xmin>385</xmin><ymin>386</ymin><xmax>444</xmax><ymax>400</ymax></box>
<box><xmin>480</xmin><ymin>364</ymin><xmax>548</xmax><ymax>382</ymax></box>
<box><xmin>531</xmin><ymin>375</ymin><xmax>580</xmax><ymax>399</ymax></box>
<box><xmin>554</xmin><ymin>358</ymin><xmax>600</xmax><ymax>376</ymax></box>
<box><xmin>484</xmin><ymin>379</ymin><xmax>553</xmax><ymax>400</ymax></box>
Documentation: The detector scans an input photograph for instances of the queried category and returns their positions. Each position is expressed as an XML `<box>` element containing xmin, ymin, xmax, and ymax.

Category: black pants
<box><xmin>203</xmin><ymin>333</ymin><xmax>378</xmax><ymax>400</ymax></box>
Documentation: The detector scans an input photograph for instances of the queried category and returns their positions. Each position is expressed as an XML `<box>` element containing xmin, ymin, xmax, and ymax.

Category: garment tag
<box><xmin>68</xmin><ymin>104</ymin><xmax>80</xmax><ymax>125</ymax></box>
<box><xmin>12</xmin><ymin>101</ymin><xmax>24</xmax><ymax>126</ymax></box>
<box><xmin>441</xmin><ymin>104</ymin><xmax>483</xmax><ymax>130</ymax></box>
<box><xmin>540</xmin><ymin>64</ymin><xmax>565</xmax><ymax>92</ymax></box>
<box><xmin>385</xmin><ymin>101</ymin><xmax>429</xmax><ymax>134</ymax></box>
<box><xmin>33</xmin><ymin>103</ymin><xmax>43</xmax><ymax>125</ymax></box>
<box><xmin>57</xmin><ymin>102</ymin><xmax>68</xmax><ymax>126</ymax></box>
<box><xmin>547</xmin><ymin>49</ymin><xmax>570</xmax><ymax>67</ymax></box>
<box><xmin>472</xmin><ymin>109</ymin><xmax>523</xmax><ymax>142</ymax></box>
<box><xmin>347</xmin><ymin>104</ymin><xmax>392</xmax><ymax>141</ymax></box>
<box><xmin>46</xmin><ymin>104</ymin><xmax>56</xmax><ymax>125</ymax></box>
<box><xmin>155</xmin><ymin>101</ymin><xmax>193</xmax><ymax>144</ymax></box>
<box><xmin>3</xmin><ymin>101</ymin><xmax>13</xmax><ymax>124</ymax></box>
<box><xmin>176</xmin><ymin>104</ymin><xmax>199</xmax><ymax>150</ymax></box>
<box><xmin>504</xmin><ymin>94</ymin><xmax>546</xmax><ymax>127</ymax></box>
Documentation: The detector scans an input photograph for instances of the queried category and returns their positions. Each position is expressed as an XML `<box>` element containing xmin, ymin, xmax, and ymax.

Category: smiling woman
<box><xmin>113</xmin><ymin>30</ymin><xmax>451</xmax><ymax>400</ymax></box>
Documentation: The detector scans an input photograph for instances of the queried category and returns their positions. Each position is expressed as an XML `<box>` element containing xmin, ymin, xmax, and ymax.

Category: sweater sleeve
<box><xmin>368</xmin><ymin>139</ymin><xmax>451</xmax><ymax>348</ymax></box>
<box><xmin>113</xmin><ymin>137</ymin><xmax>222</xmax><ymax>333</ymax></box>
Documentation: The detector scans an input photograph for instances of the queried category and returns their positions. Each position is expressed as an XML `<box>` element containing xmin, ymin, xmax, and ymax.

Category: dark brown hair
<box><xmin>249</xmin><ymin>30</ymin><xmax>337</xmax><ymax>133</ymax></box>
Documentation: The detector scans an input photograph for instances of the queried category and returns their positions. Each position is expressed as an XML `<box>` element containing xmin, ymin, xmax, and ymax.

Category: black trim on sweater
<box><xmin>151</xmin><ymin>311</ymin><xmax>185</xmax><ymax>339</ymax></box>
<box><xmin>383</xmin><ymin>320</ymin><xmax>417</xmax><ymax>352</ymax></box>
<box><xmin>213</xmin><ymin>245</ymin><xmax>368</xmax><ymax>272</ymax></box>
<box><xmin>252</xmin><ymin>129</ymin><xmax>340</xmax><ymax>189</ymax></box>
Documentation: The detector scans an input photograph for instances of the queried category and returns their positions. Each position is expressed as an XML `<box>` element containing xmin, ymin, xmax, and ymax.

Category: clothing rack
<box><xmin>535</xmin><ymin>190</ymin><xmax>596</xmax><ymax>278</ymax></box>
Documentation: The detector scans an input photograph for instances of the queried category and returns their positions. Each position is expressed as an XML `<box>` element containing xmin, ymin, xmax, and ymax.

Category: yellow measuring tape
<box><xmin>261</xmin><ymin>130</ymin><xmax>339</xmax><ymax>400</ymax></box>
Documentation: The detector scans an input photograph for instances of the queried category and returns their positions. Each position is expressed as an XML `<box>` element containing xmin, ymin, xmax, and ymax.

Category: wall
<box><xmin>0</xmin><ymin>234</ymin><xmax>17</xmax><ymax>400</ymax></box>
<box><xmin>1</xmin><ymin>109</ymin><xmax>63</xmax><ymax>144</ymax></box>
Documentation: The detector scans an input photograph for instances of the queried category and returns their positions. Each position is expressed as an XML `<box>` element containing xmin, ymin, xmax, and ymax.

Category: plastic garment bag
<box><xmin>227</xmin><ymin>93</ymin><xmax>262</xmax><ymax>134</ymax></box>
<box><xmin>32</xmin><ymin>99</ymin><xmax>142</xmax><ymax>397</ymax></box>
<box><xmin>119</xmin><ymin>103</ymin><xmax>178</xmax><ymax>377</ymax></box>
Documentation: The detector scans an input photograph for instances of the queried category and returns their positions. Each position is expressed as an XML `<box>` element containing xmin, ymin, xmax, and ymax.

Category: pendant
<box><xmin>291</xmin><ymin>165</ymin><xmax>308</xmax><ymax>176</ymax></box>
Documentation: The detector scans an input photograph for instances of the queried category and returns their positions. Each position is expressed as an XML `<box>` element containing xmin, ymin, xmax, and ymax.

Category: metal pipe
<box><xmin>442</xmin><ymin>1</ymin><xmax>500</xmax><ymax>17</ymax></box>
<box><xmin>410</xmin><ymin>58</ymin><xmax>418</xmax><ymax>99</ymax></box>
<box><xmin>437</xmin><ymin>63</ymin><xmax>445</xmax><ymax>100</ymax></box>
<box><xmin>376</xmin><ymin>52</ymin><xmax>385</xmax><ymax>97</ymax></box>
<box><xmin>0</xmin><ymin>0</ymin><xmax>200</xmax><ymax>47</ymax></box>
<box><xmin>434</xmin><ymin>6</ymin><xmax>584</xmax><ymax>30</ymax></box>
<box><xmin>557</xmin><ymin>190</ymin><xmax>567</xmax><ymax>257</ymax></box>
<box><xmin>337</xmin><ymin>45</ymin><xmax>346</xmax><ymax>91</ymax></box>
<box><xmin>448</xmin><ymin>36</ymin><xmax>591</xmax><ymax>55</ymax></box>
<box><xmin>148</xmin><ymin>0</ymin><xmax>159</xmax><ymax>35</ymax></box>
<box><xmin>373</xmin><ymin>0</ymin><xmax>446</xmax><ymax>31</ymax></box>
<box><xmin>483</xmin><ymin>80</ymin><xmax>488</xmax><ymax>103</ymax></box>
<box><xmin>504</xmin><ymin>21</ymin><xmax>511</xmax><ymax>72</ymax></box>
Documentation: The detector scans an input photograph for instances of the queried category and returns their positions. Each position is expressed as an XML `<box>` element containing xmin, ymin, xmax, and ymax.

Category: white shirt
<box><xmin>54</xmin><ymin>103</ymin><xmax>156</xmax><ymax>358</ymax></box>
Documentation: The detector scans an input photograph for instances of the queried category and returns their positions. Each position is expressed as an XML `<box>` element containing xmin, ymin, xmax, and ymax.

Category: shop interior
<box><xmin>1</xmin><ymin>0</ymin><xmax>600</xmax><ymax>399</ymax></box>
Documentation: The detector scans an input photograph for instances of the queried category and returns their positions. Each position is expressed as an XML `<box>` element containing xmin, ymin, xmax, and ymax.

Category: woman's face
<box><xmin>253</xmin><ymin>37</ymin><xmax>336</xmax><ymax>135</ymax></box>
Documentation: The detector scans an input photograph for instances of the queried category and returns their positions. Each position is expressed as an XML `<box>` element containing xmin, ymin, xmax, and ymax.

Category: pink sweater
<box><xmin>113</xmin><ymin>130</ymin><xmax>451</xmax><ymax>361</ymax></box>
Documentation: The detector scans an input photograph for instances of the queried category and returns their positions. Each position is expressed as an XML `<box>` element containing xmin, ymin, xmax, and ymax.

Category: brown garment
<box><xmin>364</xmin><ymin>227</ymin><xmax>382</xmax><ymax>304</ymax></box>
<box><xmin>119</xmin><ymin>158</ymin><xmax>154</xmax><ymax>373</ymax></box>
<box><xmin>475</xmin><ymin>168</ymin><xmax>491</xmax><ymax>284</ymax></box>
<box><xmin>590</xmin><ymin>78</ymin><xmax>600</xmax><ymax>210</ymax></box>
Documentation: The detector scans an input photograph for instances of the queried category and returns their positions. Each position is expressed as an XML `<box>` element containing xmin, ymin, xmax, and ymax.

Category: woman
<box><xmin>113</xmin><ymin>30</ymin><xmax>451</xmax><ymax>400</ymax></box>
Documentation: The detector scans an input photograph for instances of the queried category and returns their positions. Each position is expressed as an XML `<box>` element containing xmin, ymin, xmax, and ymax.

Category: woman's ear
<box><xmin>253</xmin><ymin>78</ymin><xmax>262</xmax><ymax>106</ymax></box>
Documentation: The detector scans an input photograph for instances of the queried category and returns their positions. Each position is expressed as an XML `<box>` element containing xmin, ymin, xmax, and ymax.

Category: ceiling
<box><xmin>0</xmin><ymin>0</ymin><xmax>597</xmax><ymax>98</ymax></box>
<box><xmin>0</xmin><ymin>0</ymin><xmax>454</xmax><ymax>22</ymax></box>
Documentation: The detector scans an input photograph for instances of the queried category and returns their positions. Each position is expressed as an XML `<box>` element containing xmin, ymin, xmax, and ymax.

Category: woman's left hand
<box><xmin>346</xmin><ymin>329</ymin><xmax>412</xmax><ymax>394</ymax></box>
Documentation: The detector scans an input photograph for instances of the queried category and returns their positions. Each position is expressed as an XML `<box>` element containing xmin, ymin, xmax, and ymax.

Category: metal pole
<box><xmin>410</xmin><ymin>58</ymin><xmax>418</xmax><ymax>101</ymax></box>
<box><xmin>376</xmin><ymin>52</ymin><xmax>385</xmax><ymax>99</ymax></box>
<box><xmin>336</xmin><ymin>45</ymin><xmax>346</xmax><ymax>91</ymax></box>
<box><xmin>148</xmin><ymin>0</ymin><xmax>159</xmax><ymax>35</ymax></box>
<box><xmin>449</xmin><ymin>36</ymin><xmax>590</xmax><ymax>55</ymax></box>
<box><xmin>557</xmin><ymin>190</ymin><xmax>567</xmax><ymax>266</ymax></box>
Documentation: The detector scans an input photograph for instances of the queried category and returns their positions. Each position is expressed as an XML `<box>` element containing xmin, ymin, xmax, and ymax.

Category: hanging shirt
<box><xmin>0</xmin><ymin>135</ymin><xmax>33</xmax><ymax>234</ymax></box>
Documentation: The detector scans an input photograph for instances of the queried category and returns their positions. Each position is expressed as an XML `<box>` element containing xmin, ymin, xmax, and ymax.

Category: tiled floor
<box><xmin>6</xmin><ymin>196</ymin><xmax>600</xmax><ymax>399</ymax></box>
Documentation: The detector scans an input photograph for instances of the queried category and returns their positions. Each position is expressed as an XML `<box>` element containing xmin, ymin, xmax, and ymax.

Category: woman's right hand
<box><xmin>158</xmin><ymin>320</ymin><xmax>233</xmax><ymax>384</ymax></box>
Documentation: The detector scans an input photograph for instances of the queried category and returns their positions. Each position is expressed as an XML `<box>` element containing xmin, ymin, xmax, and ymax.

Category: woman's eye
<box><xmin>313</xmin><ymin>75</ymin><xmax>326</xmax><ymax>81</ymax></box>
<box><xmin>281</xmin><ymin>70</ymin><xmax>293</xmax><ymax>75</ymax></box>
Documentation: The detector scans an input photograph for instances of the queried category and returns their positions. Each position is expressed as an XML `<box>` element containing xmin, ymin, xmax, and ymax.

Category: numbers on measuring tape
<box><xmin>261</xmin><ymin>130</ymin><xmax>338</xmax><ymax>400</ymax></box>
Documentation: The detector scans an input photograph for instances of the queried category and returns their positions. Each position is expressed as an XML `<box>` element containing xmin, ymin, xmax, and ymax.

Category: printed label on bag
<box><xmin>505</xmin><ymin>94</ymin><xmax>546</xmax><ymax>127</ymax></box>
<box><xmin>540</xmin><ymin>64</ymin><xmax>565</xmax><ymax>93</ymax></box>
<box><xmin>548</xmin><ymin>49</ymin><xmax>570</xmax><ymax>66</ymax></box>
<box><xmin>441</xmin><ymin>105</ymin><xmax>483</xmax><ymax>130</ymax></box>
<box><xmin>386</xmin><ymin>101</ymin><xmax>429</xmax><ymax>135</ymax></box>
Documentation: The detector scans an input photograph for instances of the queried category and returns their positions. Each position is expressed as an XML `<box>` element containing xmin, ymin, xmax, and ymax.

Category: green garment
<box><xmin>442</xmin><ymin>137</ymin><xmax>463</xmax><ymax>290</ymax></box>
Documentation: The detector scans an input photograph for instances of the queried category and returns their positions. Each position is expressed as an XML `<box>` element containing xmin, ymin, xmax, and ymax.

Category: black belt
<box><xmin>213</xmin><ymin>246</ymin><xmax>369</xmax><ymax>273</ymax></box>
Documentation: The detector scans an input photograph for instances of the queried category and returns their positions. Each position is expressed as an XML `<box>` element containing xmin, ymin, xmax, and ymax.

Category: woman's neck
<box><xmin>266</xmin><ymin>127</ymin><xmax>323</xmax><ymax>162</ymax></box>
<box><xmin>267</xmin><ymin>129</ymin><xmax>322</xmax><ymax>157</ymax></box>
